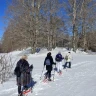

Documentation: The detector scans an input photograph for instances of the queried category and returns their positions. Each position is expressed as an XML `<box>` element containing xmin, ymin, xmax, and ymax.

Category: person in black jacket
<box><xmin>14</xmin><ymin>55</ymin><xmax>33</xmax><ymax>96</ymax></box>
<box><xmin>44</xmin><ymin>52</ymin><xmax>56</xmax><ymax>81</ymax></box>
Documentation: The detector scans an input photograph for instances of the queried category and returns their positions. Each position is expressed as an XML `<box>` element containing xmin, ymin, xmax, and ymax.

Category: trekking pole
<box><xmin>53</xmin><ymin>64</ymin><xmax>56</xmax><ymax>81</ymax></box>
<box><xmin>40</xmin><ymin>66</ymin><xmax>45</xmax><ymax>80</ymax></box>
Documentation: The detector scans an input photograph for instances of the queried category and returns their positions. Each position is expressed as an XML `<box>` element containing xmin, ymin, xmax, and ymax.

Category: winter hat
<box><xmin>47</xmin><ymin>52</ymin><xmax>51</xmax><ymax>56</ymax></box>
<box><xmin>21</xmin><ymin>55</ymin><xmax>28</xmax><ymax>60</ymax></box>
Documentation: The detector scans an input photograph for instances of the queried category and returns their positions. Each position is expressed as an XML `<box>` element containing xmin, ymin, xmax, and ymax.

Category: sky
<box><xmin>0</xmin><ymin>0</ymin><xmax>11</xmax><ymax>38</ymax></box>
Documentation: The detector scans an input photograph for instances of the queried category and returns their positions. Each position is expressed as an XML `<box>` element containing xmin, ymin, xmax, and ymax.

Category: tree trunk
<box><xmin>72</xmin><ymin>0</ymin><xmax>77</xmax><ymax>52</ymax></box>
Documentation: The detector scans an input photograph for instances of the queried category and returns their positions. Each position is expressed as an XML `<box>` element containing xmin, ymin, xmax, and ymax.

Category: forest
<box><xmin>0</xmin><ymin>0</ymin><xmax>96</xmax><ymax>53</ymax></box>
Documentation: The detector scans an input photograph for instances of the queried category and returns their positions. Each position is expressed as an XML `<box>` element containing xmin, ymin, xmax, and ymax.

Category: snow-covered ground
<box><xmin>0</xmin><ymin>48</ymin><xmax>96</xmax><ymax>96</ymax></box>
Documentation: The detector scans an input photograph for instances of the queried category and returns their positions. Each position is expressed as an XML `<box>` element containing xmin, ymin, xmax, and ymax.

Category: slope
<box><xmin>0</xmin><ymin>48</ymin><xmax>96</xmax><ymax>96</ymax></box>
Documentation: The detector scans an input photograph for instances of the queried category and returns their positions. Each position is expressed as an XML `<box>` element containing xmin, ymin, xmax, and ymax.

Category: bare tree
<box><xmin>61</xmin><ymin>0</ymin><xmax>96</xmax><ymax>51</ymax></box>
<box><xmin>0</xmin><ymin>54</ymin><xmax>13</xmax><ymax>84</ymax></box>
<box><xmin>2</xmin><ymin>0</ymin><xmax>70</xmax><ymax>52</ymax></box>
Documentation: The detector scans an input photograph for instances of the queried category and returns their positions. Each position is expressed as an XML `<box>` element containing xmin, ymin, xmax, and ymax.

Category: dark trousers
<box><xmin>64</xmin><ymin>62</ymin><xmax>71</xmax><ymax>68</ymax></box>
<box><xmin>18</xmin><ymin>85</ymin><xmax>28</xmax><ymax>95</ymax></box>
<box><xmin>18</xmin><ymin>85</ymin><xmax>21</xmax><ymax>94</ymax></box>
<box><xmin>46</xmin><ymin>70</ymin><xmax>51</xmax><ymax>79</ymax></box>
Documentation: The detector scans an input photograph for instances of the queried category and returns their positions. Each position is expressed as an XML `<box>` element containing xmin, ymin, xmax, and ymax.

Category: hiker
<box><xmin>64</xmin><ymin>52</ymin><xmax>72</xmax><ymax>68</ymax></box>
<box><xmin>55</xmin><ymin>52</ymin><xmax>64</xmax><ymax>74</ymax></box>
<box><xmin>14</xmin><ymin>55</ymin><xmax>33</xmax><ymax>96</ymax></box>
<box><xmin>44</xmin><ymin>52</ymin><xmax>56</xmax><ymax>81</ymax></box>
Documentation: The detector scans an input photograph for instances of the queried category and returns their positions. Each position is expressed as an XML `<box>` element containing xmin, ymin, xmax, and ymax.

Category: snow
<box><xmin>0</xmin><ymin>48</ymin><xmax>96</xmax><ymax>96</ymax></box>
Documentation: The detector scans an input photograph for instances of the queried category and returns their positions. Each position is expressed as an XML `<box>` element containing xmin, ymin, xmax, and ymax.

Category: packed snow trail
<box><xmin>0</xmin><ymin>49</ymin><xmax>96</xmax><ymax>96</ymax></box>
<box><xmin>32</xmin><ymin>61</ymin><xmax>96</xmax><ymax>96</ymax></box>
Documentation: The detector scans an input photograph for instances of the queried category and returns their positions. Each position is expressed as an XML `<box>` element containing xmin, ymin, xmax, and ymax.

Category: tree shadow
<box><xmin>22</xmin><ymin>78</ymin><xmax>37</xmax><ymax>90</ymax></box>
<box><xmin>28</xmin><ymin>78</ymin><xmax>37</xmax><ymax>88</ymax></box>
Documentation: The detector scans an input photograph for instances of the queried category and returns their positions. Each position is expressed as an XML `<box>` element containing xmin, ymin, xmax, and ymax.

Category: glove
<box><xmin>29</xmin><ymin>64</ymin><xmax>33</xmax><ymax>71</ymax></box>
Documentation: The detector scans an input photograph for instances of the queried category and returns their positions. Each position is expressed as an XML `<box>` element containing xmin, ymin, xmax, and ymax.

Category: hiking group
<box><xmin>14</xmin><ymin>51</ymin><xmax>72</xmax><ymax>96</ymax></box>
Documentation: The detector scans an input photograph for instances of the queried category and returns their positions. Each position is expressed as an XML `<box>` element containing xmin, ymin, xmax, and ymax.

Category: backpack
<box><xmin>55</xmin><ymin>54</ymin><xmax>61</xmax><ymax>61</ymax></box>
<box><xmin>65</xmin><ymin>55</ymin><xmax>68</xmax><ymax>60</ymax></box>
<box><xmin>45</xmin><ymin>59</ymin><xmax>51</xmax><ymax>65</ymax></box>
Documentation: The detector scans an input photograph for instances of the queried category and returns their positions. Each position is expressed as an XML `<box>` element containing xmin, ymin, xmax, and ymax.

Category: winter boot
<box><xmin>59</xmin><ymin>70</ymin><xmax>62</xmax><ymax>75</ymax></box>
<box><xmin>24</xmin><ymin>85</ymin><xmax>28</xmax><ymax>90</ymax></box>
<box><xmin>18</xmin><ymin>93</ymin><xmax>22</xmax><ymax>96</ymax></box>
<box><xmin>48</xmin><ymin>78</ymin><xmax>52</xmax><ymax>81</ymax></box>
